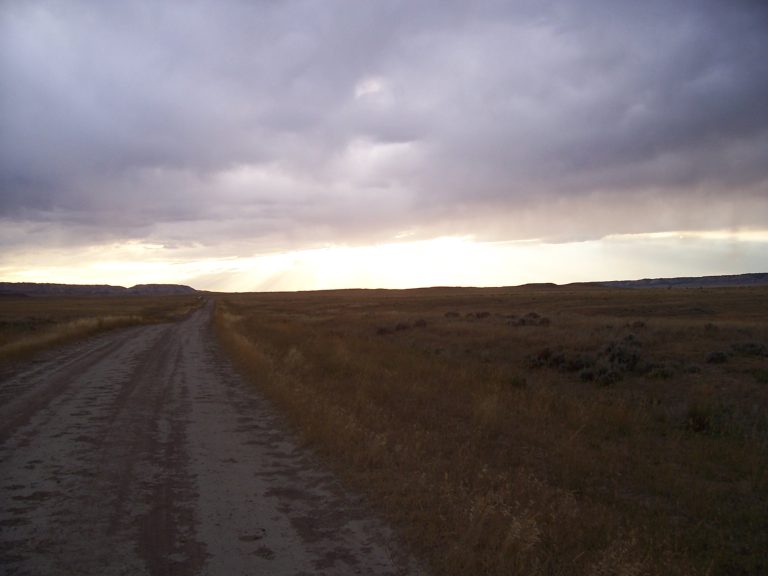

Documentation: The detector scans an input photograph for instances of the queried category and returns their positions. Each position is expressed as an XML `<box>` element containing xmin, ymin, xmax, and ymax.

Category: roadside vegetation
<box><xmin>215</xmin><ymin>285</ymin><xmax>768</xmax><ymax>576</ymax></box>
<box><xmin>0</xmin><ymin>294</ymin><xmax>204</xmax><ymax>362</ymax></box>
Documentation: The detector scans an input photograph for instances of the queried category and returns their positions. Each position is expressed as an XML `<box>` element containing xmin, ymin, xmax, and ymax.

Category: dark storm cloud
<box><xmin>1</xmin><ymin>0</ymin><xmax>767</xmax><ymax>250</ymax></box>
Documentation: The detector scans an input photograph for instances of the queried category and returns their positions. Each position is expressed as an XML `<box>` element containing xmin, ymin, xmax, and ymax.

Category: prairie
<box><xmin>0</xmin><ymin>294</ymin><xmax>204</xmax><ymax>362</ymax></box>
<box><xmin>215</xmin><ymin>285</ymin><xmax>768</xmax><ymax>576</ymax></box>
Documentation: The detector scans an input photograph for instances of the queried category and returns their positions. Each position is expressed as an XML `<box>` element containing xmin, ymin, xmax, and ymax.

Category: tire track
<box><xmin>0</xmin><ymin>325</ymin><xmax>152</xmax><ymax>444</ymax></box>
<box><xmin>0</xmin><ymin>302</ymin><xmax>421</xmax><ymax>576</ymax></box>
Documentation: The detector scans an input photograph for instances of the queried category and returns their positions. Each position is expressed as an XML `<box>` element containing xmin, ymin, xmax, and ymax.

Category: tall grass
<box><xmin>215</xmin><ymin>286</ymin><xmax>768</xmax><ymax>575</ymax></box>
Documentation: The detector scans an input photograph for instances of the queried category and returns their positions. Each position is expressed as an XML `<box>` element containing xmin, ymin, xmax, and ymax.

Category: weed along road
<box><xmin>0</xmin><ymin>302</ymin><xmax>417</xmax><ymax>576</ymax></box>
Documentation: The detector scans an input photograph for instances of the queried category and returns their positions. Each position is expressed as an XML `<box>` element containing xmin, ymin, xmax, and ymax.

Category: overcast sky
<box><xmin>1</xmin><ymin>0</ymin><xmax>767</xmax><ymax>290</ymax></box>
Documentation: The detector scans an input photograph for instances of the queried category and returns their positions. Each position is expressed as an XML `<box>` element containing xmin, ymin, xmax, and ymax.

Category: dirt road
<box><xmin>0</xmin><ymin>302</ymin><xmax>418</xmax><ymax>576</ymax></box>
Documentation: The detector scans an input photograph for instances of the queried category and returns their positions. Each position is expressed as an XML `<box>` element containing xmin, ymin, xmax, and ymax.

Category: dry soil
<box><xmin>0</xmin><ymin>301</ymin><xmax>418</xmax><ymax>576</ymax></box>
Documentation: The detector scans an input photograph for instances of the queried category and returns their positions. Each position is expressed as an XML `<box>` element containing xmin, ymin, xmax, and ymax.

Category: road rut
<box><xmin>0</xmin><ymin>303</ymin><xmax>418</xmax><ymax>575</ymax></box>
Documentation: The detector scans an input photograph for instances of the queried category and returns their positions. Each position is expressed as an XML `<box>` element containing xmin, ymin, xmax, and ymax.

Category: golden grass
<box><xmin>0</xmin><ymin>294</ymin><xmax>204</xmax><ymax>362</ymax></box>
<box><xmin>214</xmin><ymin>285</ymin><xmax>768</xmax><ymax>575</ymax></box>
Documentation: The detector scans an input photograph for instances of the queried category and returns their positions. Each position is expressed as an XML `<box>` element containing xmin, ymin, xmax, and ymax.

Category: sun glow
<box><xmin>1</xmin><ymin>230</ymin><xmax>766</xmax><ymax>292</ymax></box>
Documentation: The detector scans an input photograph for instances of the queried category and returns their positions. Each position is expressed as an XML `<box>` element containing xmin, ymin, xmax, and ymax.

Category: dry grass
<box><xmin>214</xmin><ymin>285</ymin><xmax>768</xmax><ymax>575</ymax></box>
<box><xmin>0</xmin><ymin>294</ymin><xmax>204</xmax><ymax>362</ymax></box>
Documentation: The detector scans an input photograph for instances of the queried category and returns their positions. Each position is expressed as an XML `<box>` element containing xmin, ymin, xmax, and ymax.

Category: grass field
<box><xmin>215</xmin><ymin>285</ymin><xmax>768</xmax><ymax>576</ymax></box>
<box><xmin>0</xmin><ymin>294</ymin><xmax>204</xmax><ymax>362</ymax></box>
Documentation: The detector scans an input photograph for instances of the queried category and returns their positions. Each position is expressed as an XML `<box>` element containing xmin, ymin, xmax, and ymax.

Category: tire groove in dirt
<box><xmin>0</xmin><ymin>303</ymin><xmax>421</xmax><ymax>575</ymax></box>
<box><xmin>134</xmin><ymin>332</ymin><xmax>207</xmax><ymax>575</ymax></box>
<box><xmin>0</xmin><ymin>326</ymin><xmax>149</xmax><ymax>444</ymax></box>
<box><xmin>103</xmin><ymin>327</ymin><xmax>177</xmax><ymax>537</ymax></box>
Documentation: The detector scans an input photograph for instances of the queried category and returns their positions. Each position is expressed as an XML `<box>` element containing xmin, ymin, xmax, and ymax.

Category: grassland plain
<box><xmin>0</xmin><ymin>294</ymin><xmax>204</xmax><ymax>363</ymax></box>
<box><xmin>214</xmin><ymin>285</ymin><xmax>768</xmax><ymax>576</ymax></box>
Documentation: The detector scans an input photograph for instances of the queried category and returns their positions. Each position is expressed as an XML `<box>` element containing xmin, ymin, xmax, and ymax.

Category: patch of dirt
<box><xmin>0</xmin><ymin>303</ymin><xmax>421</xmax><ymax>575</ymax></box>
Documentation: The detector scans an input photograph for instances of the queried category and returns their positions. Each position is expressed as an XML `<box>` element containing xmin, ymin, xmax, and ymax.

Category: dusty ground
<box><xmin>0</xmin><ymin>302</ymin><xmax>419</xmax><ymax>576</ymax></box>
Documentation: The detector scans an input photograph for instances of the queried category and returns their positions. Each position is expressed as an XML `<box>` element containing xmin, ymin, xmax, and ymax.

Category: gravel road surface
<box><xmin>0</xmin><ymin>302</ymin><xmax>418</xmax><ymax>575</ymax></box>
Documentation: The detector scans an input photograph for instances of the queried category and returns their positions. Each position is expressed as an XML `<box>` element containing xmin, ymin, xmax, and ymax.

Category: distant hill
<box><xmin>128</xmin><ymin>284</ymin><xmax>198</xmax><ymax>295</ymax></box>
<box><xmin>597</xmin><ymin>272</ymin><xmax>768</xmax><ymax>288</ymax></box>
<box><xmin>0</xmin><ymin>282</ymin><xmax>197</xmax><ymax>297</ymax></box>
<box><xmin>519</xmin><ymin>282</ymin><xmax>559</xmax><ymax>289</ymax></box>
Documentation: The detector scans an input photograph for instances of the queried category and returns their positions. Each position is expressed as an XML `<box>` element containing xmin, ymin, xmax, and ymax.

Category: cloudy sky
<box><xmin>1</xmin><ymin>0</ymin><xmax>767</xmax><ymax>291</ymax></box>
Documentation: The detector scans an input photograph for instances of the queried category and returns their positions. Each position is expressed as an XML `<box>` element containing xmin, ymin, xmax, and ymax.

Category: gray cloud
<box><xmin>1</xmin><ymin>0</ymin><xmax>767</xmax><ymax>252</ymax></box>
